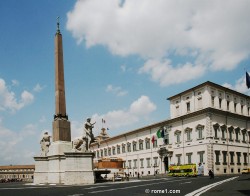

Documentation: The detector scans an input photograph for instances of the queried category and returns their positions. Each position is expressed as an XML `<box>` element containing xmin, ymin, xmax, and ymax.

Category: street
<box><xmin>0</xmin><ymin>175</ymin><xmax>249</xmax><ymax>196</ymax></box>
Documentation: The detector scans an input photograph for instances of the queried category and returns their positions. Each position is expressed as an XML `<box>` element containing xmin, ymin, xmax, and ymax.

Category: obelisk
<box><xmin>34</xmin><ymin>18</ymin><xmax>95</xmax><ymax>185</ymax></box>
<box><xmin>52</xmin><ymin>17</ymin><xmax>71</xmax><ymax>142</ymax></box>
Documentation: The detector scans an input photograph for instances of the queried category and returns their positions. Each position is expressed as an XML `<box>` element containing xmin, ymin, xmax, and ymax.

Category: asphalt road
<box><xmin>0</xmin><ymin>175</ymin><xmax>249</xmax><ymax>196</ymax></box>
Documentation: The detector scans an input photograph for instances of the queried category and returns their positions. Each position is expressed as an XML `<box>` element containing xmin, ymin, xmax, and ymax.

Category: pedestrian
<box><xmin>137</xmin><ymin>172</ymin><xmax>140</xmax><ymax>179</ymax></box>
<box><xmin>208</xmin><ymin>170</ymin><xmax>214</xmax><ymax>179</ymax></box>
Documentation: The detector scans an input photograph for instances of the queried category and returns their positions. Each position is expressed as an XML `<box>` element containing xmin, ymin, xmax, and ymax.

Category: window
<box><xmin>235</xmin><ymin>128</ymin><xmax>240</xmax><ymax>142</ymax></box>
<box><xmin>230</xmin><ymin>152</ymin><xmax>234</xmax><ymax>165</ymax></box>
<box><xmin>122</xmin><ymin>144</ymin><xmax>126</xmax><ymax>153</ymax></box>
<box><xmin>221</xmin><ymin>125</ymin><xmax>227</xmax><ymax>140</ymax></box>
<box><xmin>222</xmin><ymin>151</ymin><xmax>227</xmax><ymax>165</ymax></box>
<box><xmin>187</xmin><ymin>153</ymin><xmax>192</xmax><ymax>164</ymax></box>
<box><xmin>185</xmin><ymin>128</ymin><xmax>192</xmax><ymax>141</ymax></box>
<box><xmin>198</xmin><ymin>151</ymin><xmax>204</xmax><ymax>163</ymax></box>
<box><xmin>97</xmin><ymin>151</ymin><xmax>99</xmax><ymax>158</ymax></box>
<box><xmin>197</xmin><ymin>125</ymin><xmax>204</xmax><ymax>139</ymax></box>
<box><xmin>215</xmin><ymin>151</ymin><xmax>220</xmax><ymax>165</ymax></box>
<box><xmin>187</xmin><ymin>131</ymin><xmax>191</xmax><ymax>141</ymax></box>
<box><xmin>117</xmin><ymin>145</ymin><xmax>120</xmax><ymax>154</ymax></box>
<box><xmin>140</xmin><ymin>159</ymin><xmax>144</xmax><ymax>168</ymax></box>
<box><xmin>242</xmin><ymin>130</ymin><xmax>247</xmax><ymax>143</ymax></box>
<box><xmin>133</xmin><ymin>142</ymin><xmax>137</xmax><ymax>151</ymax></box>
<box><xmin>176</xmin><ymin>155</ymin><xmax>181</xmax><ymax>165</ymax></box>
<box><xmin>228</xmin><ymin>126</ymin><xmax>234</xmax><ymax>141</ymax></box>
<box><xmin>153</xmin><ymin>139</ymin><xmax>157</xmax><ymax>148</ymax></box>
<box><xmin>139</xmin><ymin>140</ymin><xmax>143</xmax><ymax>150</ymax></box>
<box><xmin>243</xmin><ymin>153</ymin><xmax>247</xmax><ymax>165</ymax></box>
<box><xmin>123</xmin><ymin>161</ymin><xmax>126</xmax><ymax>169</ymax></box>
<box><xmin>112</xmin><ymin>147</ymin><xmax>116</xmax><ymax>155</ymax></box>
<box><xmin>133</xmin><ymin>159</ymin><xmax>137</xmax><ymax>168</ymax></box>
<box><xmin>145</xmin><ymin>139</ymin><xmax>150</xmax><ymax>149</ymax></box>
<box><xmin>177</xmin><ymin>133</ymin><xmax>181</xmax><ymax>143</ymax></box>
<box><xmin>146</xmin><ymin>158</ymin><xmax>151</xmax><ymax>168</ymax></box>
<box><xmin>100</xmin><ymin>150</ymin><xmax>103</xmax><ymax>157</ymax></box>
<box><xmin>227</xmin><ymin>100</ymin><xmax>230</xmax><ymax>110</ymax></box>
<box><xmin>108</xmin><ymin>148</ymin><xmax>111</xmax><ymax>156</ymax></box>
<box><xmin>213</xmin><ymin>124</ymin><xmax>219</xmax><ymax>139</ymax></box>
<box><xmin>186</xmin><ymin>102</ymin><xmax>190</xmax><ymax>112</ymax></box>
<box><xmin>127</xmin><ymin>143</ymin><xmax>131</xmax><ymax>152</ymax></box>
<box><xmin>234</xmin><ymin>102</ymin><xmax>237</xmax><ymax>112</ymax></box>
<box><xmin>211</xmin><ymin>96</ymin><xmax>215</xmax><ymax>107</ymax></box>
<box><xmin>153</xmin><ymin>157</ymin><xmax>158</xmax><ymax>167</ymax></box>
<box><xmin>241</xmin><ymin>105</ymin><xmax>244</xmax><ymax>114</ymax></box>
<box><xmin>175</xmin><ymin>130</ymin><xmax>181</xmax><ymax>143</ymax></box>
<box><xmin>219</xmin><ymin>98</ymin><xmax>222</xmax><ymax>108</ymax></box>
<box><xmin>236</xmin><ymin>152</ymin><xmax>241</xmax><ymax>165</ymax></box>
<box><xmin>104</xmin><ymin>149</ymin><xmax>107</xmax><ymax>156</ymax></box>
<box><xmin>128</xmin><ymin>160</ymin><xmax>132</xmax><ymax>168</ymax></box>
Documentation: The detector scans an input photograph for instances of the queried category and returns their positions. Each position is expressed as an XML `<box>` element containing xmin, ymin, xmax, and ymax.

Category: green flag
<box><xmin>157</xmin><ymin>129</ymin><xmax>162</xmax><ymax>138</ymax></box>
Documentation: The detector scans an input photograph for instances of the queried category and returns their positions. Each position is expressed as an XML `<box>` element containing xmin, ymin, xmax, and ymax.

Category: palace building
<box><xmin>91</xmin><ymin>81</ymin><xmax>250</xmax><ymax>176</ymax></box>
<box><xmin>0</xmin><ymin>165</ymin><xmax>35</xmax><ymax>182</ymax></box>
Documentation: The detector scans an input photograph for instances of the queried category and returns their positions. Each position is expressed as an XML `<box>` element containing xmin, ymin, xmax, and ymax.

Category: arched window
<box><xmin>196</xmin><ymin>124</ymin><xmax>204</xmax><ymax>140</ymax></box>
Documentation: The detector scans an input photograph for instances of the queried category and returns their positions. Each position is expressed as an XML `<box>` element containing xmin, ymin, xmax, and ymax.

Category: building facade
<box><xmin>91</xmin><ymin>81</ymin><xmax>250</xmax><ymax>176</ymax></box>
<box><xmin>0</xmin><ymin>165</ymin><xmax>35</xmax><ymax>182</ymax></box>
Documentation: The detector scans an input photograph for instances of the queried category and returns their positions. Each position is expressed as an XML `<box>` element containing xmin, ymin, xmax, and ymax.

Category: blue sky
<box><xmin>0</xmin><ymin>0</ymin><xmax>250</xmax><ymax>165</ymax></box>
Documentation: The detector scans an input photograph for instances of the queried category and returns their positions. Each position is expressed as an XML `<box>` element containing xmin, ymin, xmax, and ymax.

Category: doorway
<box><xmin>163</xmin><ymin>156</ymin><xmax>169</xmax><ymax>172</ymax></box>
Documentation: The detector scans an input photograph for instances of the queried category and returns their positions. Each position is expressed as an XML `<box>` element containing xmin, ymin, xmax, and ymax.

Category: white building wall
<box><xmin>92</xmin><ymin>82</ymin><xmax>250</xmax><ymax>176</ymax></box>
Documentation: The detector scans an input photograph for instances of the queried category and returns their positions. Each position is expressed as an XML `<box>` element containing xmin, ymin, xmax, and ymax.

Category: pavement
<box><xmin>0</xmin><ymin>174</ymin><xmax>249</xmax><ymax>196</ymax></box>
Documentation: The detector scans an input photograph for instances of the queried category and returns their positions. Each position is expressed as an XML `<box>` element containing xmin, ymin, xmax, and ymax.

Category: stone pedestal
<box><xmin>34</xmin><ymin>142</ymin><xmax>95</xmax><ymax>185</ymax></box>
<box><xmin>64</xmin><ymin>152</ymin><xmax>95</xmax><ymax>185</ymax></box>
<box><xmin>33</xmin><ymin>156</ymin><xmax>48</xmax><ymax>184</ymax></box>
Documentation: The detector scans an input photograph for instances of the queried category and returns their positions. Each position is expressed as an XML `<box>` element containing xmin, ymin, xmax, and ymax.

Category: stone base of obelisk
<box><xmin>34</xmin><ymin>141</ymin><xmax>71</xmax><ymax>184</ymax></box>
<box><xmin>34</xmin><ymin>142</ymin><xmax>95</xmax><ymax>185</ymax></box>
<box><xmin>64</xmin><ymin>152</ymin><xmax>95</xmax><ymax>185</ymax></box>
<box><xmin>47</xmin><ymin>141</ymin><xmax>72</xmax><ymax>184</ymax></box>
<box><xmin>33</xmin><ymin>156</ymin><xmax>49</xmax><ymax>184</ymax></box>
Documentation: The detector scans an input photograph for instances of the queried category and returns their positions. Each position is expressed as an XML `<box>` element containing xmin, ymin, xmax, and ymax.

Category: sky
<box><xmin>0</xmin><ymin>0</ymin><xmax>250</xmax><ymax>165</ymax></box>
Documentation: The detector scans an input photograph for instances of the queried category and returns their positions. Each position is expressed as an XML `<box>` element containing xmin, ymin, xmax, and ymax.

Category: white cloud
<box><xmin>33</xmin><ymin>83</ymin><xmax>45</xmax><ymax>92</ymax></box>
<box><xmin>71</xmin><ymin>120</ymin><xmax>83</xmax><ymax>139</ymax></box>
<box><xmin>67</xmin><ymin>0</ymin><xmax>250</xmax><ymax>80</ymax></box>
<box><xmin>91</xmin><ymin>95</ymin><xmax>156</xmax><ymax>134</ymax></box>
<box><xmin>0</xmin><ymin>120</ymin><xmax>38</xmax><ymax>165</ymax></box>
<box><xmin>223</xmin><ymin>73</ymin><xmax>250</xmax><ymax>94</ymax></box>
<box><xmin>11</xmin><ymin>80</ymin><xmax>19</xmax><ymax>86</ymax></box>
<box><xmin>106</xmin><ymin>84</ymin><xmax>128</xmax><ymax>96</ymax></box>
<box><xmin>0</xmin><ymin>78</ymin><xmax>34</xmax><ymax>112</ymax></box>
<box><xmin>39</xmin><ymin>115</ymin><xmax>46</xmax><ymax>123</ymax></box>
<box><xmin>139</xmin><ymin>59</ymin><xmax>206</xmax><ymax>86</ymax></box>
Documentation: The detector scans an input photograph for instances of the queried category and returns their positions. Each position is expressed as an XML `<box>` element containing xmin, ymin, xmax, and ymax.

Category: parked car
<box><xmin>241</xmin><ymin>168</ymin><xmax>250</xmax><ymax>174</ymax></box>
<box><xmin>114</xmin><ymin>175</ymin><xmax>122</xmax><ymax>181</ymax></box>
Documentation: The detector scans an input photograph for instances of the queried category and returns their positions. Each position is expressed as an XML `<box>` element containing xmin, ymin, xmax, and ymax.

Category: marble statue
<box><xmin>72</xmin><ymin>136</ymin><xmax>85</xmax><ymax>151</ymax></box>
<box><xmin>40</xmin><ymin>132</ymin><xmax>51</xmax><ymax>156</ymax></box>
<box><xmin>72</xmin><ymin>118</ymin><xmax>99</xmax><ymax>152</ymax></box>
<box><xmin>84</xmin><ymin>118</ymin><xmax>96</xmax><ymax>151</ymax></box>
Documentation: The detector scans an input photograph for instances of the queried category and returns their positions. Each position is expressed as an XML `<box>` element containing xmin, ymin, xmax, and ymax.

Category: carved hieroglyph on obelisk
<box><xmin>53</xmin><ymin>17</ymin><xmax>71</xmax><ymax>142</ymax></box>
